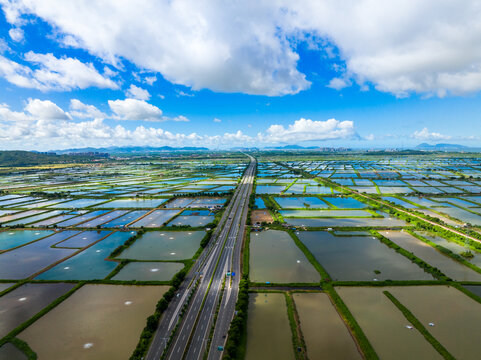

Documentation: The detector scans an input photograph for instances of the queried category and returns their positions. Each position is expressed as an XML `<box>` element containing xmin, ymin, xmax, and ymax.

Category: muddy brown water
<box><xmin>245</xmin><ymin>293</ymin><xmax>295</xmax><ymax>360</ymax></box>
<box><xmin>19</xmin><ymin>284</ymin><xmax>168</xmax><ymax>360</ymax></box>
<box><xmin>293</xmin><ymin>292</ymin><xmax>362</xmax><ymax>359</ymax></box>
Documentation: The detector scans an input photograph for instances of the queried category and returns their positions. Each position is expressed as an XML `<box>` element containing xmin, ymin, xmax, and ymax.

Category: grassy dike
<box><xmin>287</xmin><ymin>229</ymin><xmax>331</xmax><ymax>280</ymax></box>
<box><xmin>324</xmin><ymin>284</ymin><xmax>379</xmax><ymax>360</ymax></box>
<box><xmin>370</xmin><ymin>230</ymin><xmax>450</xmax><ymax>281</ymax></box>
<box><xmin>285</xmin><ymin>292</ymin><xmax>307</xmax><ymax>360</ymax></box>
<box><xmin>383</xmin><ymin>291</ymin><xmax>455</xmax><ymax>360</ymax></box>
<box><xmin>0</xmin><ymin>282</ymin><xmax>85</xmax><ymax>358</ymax></box>
<box><xmin>407</xmin><ymin>229</ymin><xmax>481</xmax><ymax>275</ymax></box>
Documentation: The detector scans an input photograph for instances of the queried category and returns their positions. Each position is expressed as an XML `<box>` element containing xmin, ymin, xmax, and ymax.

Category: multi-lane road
<box><xmin>146</xmin><ymin>155</ymin><xmax>255</xmax><ymax>360</ymax></box>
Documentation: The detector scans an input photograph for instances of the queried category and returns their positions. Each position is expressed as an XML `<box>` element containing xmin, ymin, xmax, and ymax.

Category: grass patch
<box><xmin>324</xmin><ymin>284</ymin><xmax>379</xmax><ymax>360</ymax></box>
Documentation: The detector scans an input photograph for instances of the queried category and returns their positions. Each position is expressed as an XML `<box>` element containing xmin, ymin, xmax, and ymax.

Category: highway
<box><xmin>146</xmin><ymin>154</ymin><xmax>255</xmax><ymax>360</ymax></box>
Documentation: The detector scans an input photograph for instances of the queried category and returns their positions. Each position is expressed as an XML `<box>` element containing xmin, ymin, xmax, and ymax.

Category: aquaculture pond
<box><xmin>0</xmin><ymin>230</ymin><xmax>54</xmax><ymax>250</ymax></box>
<box><xmin>19</xmin><ymin>285</ymin><xmax>168</xmax><ymax>360</ymax></box>
<box><xmin>382</xmin><ymin>197</ymin><xmax>418</xmax><ymax>209</ymax></box>
<box><xmin>0</xmin><ymin>343</ymin><xmax>27</xmax><ymax>360</ymax></box>
<box><xmin>255</xmin><ymin>185</ymin><xmax>285</xmax><ymax>194</ymax></box>
<box><xmin>254</xmin><ymin>198</ymin><xmax>266</xmax><ymax>209</ymax></box>
<box><xmin>187</xmin><ymin>198</ymin><xmax>226</xmax><ymax>208</ymax></box>
<box><xmin>49</xmin><ymin>199</ymin><xmax>108</xmax><ymax>209</ymax></box>
<box><xmin>245</xmin><ymin>293</ymin><xmax>294</xmax><ymax>360</ymax></box>
<box><xmin>2</xmin><ymin>210</ymin><xmax>65</xmax><ymax>226</ymax></box>
<box><xmin>0</xmin><ymin>234</ymin><xmax>77</xmax><ymax>279</ymax></box>
<box><xmin>274</xmin><ymin>197</ymin><xmax>329</xmax><ymax>209</ymax></box>
<box><xmin>388</xmin><ymin>286</ymin><xmax>481</xmax><ymax>360</ymax></box>
<box><xmin>293</xmin><ymin>292</ymin><xmax>362</xmax><ymax>359</ymax></box>
<box><xmin>130</xmin><ymin>209</ymin><xmax>179</xmax><ymax>227</ymax></box>
<box><xmin>286</xmin><ymin>215</ymin><xmax>406</xmax><ymax>228</ymax></box>
<box><xmin>100</xmin><ymin>210</ymin><xmax>148</xmax><ymax>228</ymax></box>
<box><xmin>249</xmin><ymin>230</ymin><xmax>320</xmax><ymax>283</ymax></box>
<box><xmin>380</xmin><ymin>231</ymin><xmax>481</xmax><ymax>282</ymax></box>
<box><xmin>111</xmin><ymin>261</ymin><xmax>184</xmax><ymax>281</ymax></box>
<box><xmin>432</xmin><ymin>206</ymin><xmax>481</xmax><ymax>226</ymax></box>
<box><xmin>55</xmin><ymin>230</ymin><xmax>112</xmax><ymax>248</ymax></box>
<box><xmin>464</xmin><ymin>285</ymin><xmax>481</xmax><ymax>297</ymax></box>
<box><xmin>36</xmin><ymin>231</ymin><xmax>134</xmax><ymax>280</ymax></box>
<box><xmin>0</xmin><ymin>283</ymin><xmax>14</xmax><ymax>292</ymax></box>
<box><xmin>31</xmin><ymin>214</ymin><xmax>77</xmax><ymax>227</ymax></box>
<box><xmin>0</xmin><ymin>283</ymin><xmax>75</xmax><ymax>338</ymax></box>
<box><xmin>415</xmin><ymin>231</ymin><xmax>481</xmax><ymax>268</ymax></box>
<box><xmin>167</xmin><ymin>215</ymin><xmax>214</xmax><ymax>227</ymax></box>
<box><xmin>0</xmin><ymin>210</ymin><xmax>46</xmax><ymax>224</ymax></box>
<box><xmin>80</xmin><ymin>210</ymin><xmax>129</xmax><ymax>227</ymax></box>
<box><xmin>298</xmin><ymin>231</ymin><xmax>433</xmax><ymax>281</ymax></box>
<box><xmin>337</xmin><ymin>287</ymin><xmax>442</xmax><ymax>360</ymax></box>
<box><xmin>55</xmin><ymin>210</ymin><xmax>108</xmax><ymax>227</ymax></box>
<box><xmin>97</xmin><ymin>198</ymin><xmax>167</xmax><ymax>208</ymax></box>
<box><xmin>116</xmin><ymin>231</ymin><xmax>204</xmax><ymax>261</ymax></box>
<box><xmin>323</xmin><ymin>197</ymin><xmax>367</xmax><ymax>208</ymax></box>
<box><xmin>280</xmin><ymin>209</ymin><xmax>372</xmax><ymax>218</ymax></box>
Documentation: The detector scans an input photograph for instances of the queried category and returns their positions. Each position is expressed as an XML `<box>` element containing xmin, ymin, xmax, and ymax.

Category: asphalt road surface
<box><xmin>146</xmin><ymin>155</ymin><xmax>255</xmax><ymax>360</ymax></box>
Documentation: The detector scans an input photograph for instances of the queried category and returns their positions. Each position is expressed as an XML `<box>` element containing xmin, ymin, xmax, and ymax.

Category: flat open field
<box><xmin>251</xmin><ymin>209</ymin><xmax>273</xmax><ymax>223</ymax></box>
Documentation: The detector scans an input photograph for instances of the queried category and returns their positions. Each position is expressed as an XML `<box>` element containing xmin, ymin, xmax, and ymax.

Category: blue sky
<box><xmin>0</xmin><ymin>1</ymin><xmax>480</xmax><ymax>150</ymax></box>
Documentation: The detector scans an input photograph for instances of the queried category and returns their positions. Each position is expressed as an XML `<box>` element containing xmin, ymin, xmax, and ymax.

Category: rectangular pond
<box><xmin>0</xmin><ymin>230</ymin><xmax>54</xmax><ymax>250</ymax></box>
<box><xmin>96</xmin><ymin>198</ymin><xmax>168</xmax><ymax>208</ymax></box>
<box><xmin>0</xmin><ymin>282</ymin><xmax>75</xmax><ymax>338</ymax></box>
<box><xmin>0</xmin><ymin>234</ymin><xmax>77</xmax><ymax>279</ymax></box>
<box><xmin>249</xmin><ymin>230</ymin><xmax>320</xmax><ymax>283</ymax></box>
<box><xmin>245</xmin><ymin>293</ymin><xmax>294</xmax><ymax>360</ymax></box>
<box><xmin>380</xmin><ymin>231</ymin><xmax>481</xmax><ymax>282</ymax></box>
<box><xmin>337</xmin><ymin>286</ymin><xmax>442</xmax><ymax>360</ymax></box>
<box><xmin>298</xmin><ymin>231</ymin><xmax>433</xmax><ymax>281</ymax></box>
<box><xmin>100</xmin><ymin>210</ymin><xmax>148</xmax><ymax>228</ymax></box>
<box><xmin>130</xmin><ymin>209</ymin><xmax>179</xmax><ymax>227</ymax></box>
<box><xmin>36</xmin><ymin>231</ymin><xmax>134</xmax><ymax>280</ymax></box>
<box><xmin>293</xmin><ymin>292</ymin><xmax>362</xmax><ymax>359</ymax></box>
<box><xmin>55</xmin><ymin>230</ymin><xmax>112</xmax><ymax>248</ymax></box>
<box><xmin>167</xmin><ymin>215</ymin><xmax>214</xmax><ymax>227</ymax></box>
<box><xmin>111</xmin><ymin>262</ymin><xmax>184</xmax><ymax>281</ymax></box>
<box><xmin>274</xmin><ymin>197</ymin><xmax>329</xmax><ymax>209</ymax></box>
<box><xmin>19</xmin><ymin>284</ymin><xmax>168</xmax><ymax>360</ymax></box>
<box><xmin>286</xmin><ymin>215</ymin><xmax>406</xmax><ymax>228</ymax></box>
<box><xmin>323</xmin><ymin>197</ymin><xmax>367</xmax><ymax>209</ymax></box>
<box><xmin>116</xmin><ymin>231</ymin><xmax>204</xmax><ymax>261</ymax></box>
<box><xmin>280</xmin><ymin>209</ymin><xmax>373</xmax><ymax>218</ymax></box>
<box><xmin>387</xmin><ymin>286</ymin><xmax>481</xmax><ymax>360</ymax></box>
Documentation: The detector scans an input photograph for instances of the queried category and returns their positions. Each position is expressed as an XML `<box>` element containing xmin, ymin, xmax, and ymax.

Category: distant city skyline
<box><xmin>0</xmin><ymin>1</ymin><xmax>480</xmax><ymax>150</ymax></box>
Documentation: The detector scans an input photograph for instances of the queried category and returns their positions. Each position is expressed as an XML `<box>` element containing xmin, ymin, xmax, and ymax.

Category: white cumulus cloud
<box><xmin>0</xmin><ymin>0</ymin><xmax>310</xmax><ymax>96</ymax></box>
<box><xmin>25</xmin><ymin>98</ymin><xmax>70</xmax><ymax>120</ymax></box>
<box><xmin>125</xmin><ymin>84</ymin><xmax>151</xmax><ymax>100</ymax></box>
<box><xmin>69</xmin><ymin>99</ymin><xmax>107</xmax><ymax>119</ymax></box>
<box><xmin>0</xmin><ymin>51</ymin><xmax>118</xmax><ymax>91</ymax></box>
<box><xmin>4</xmin><ymin>0</ymin><xmax>481</xmax><ymax>97</ymax></box>
<box><xmin>8</xmin><ymin>27</ymin><xmax>23</xmax><ymax>42</ymax></box>
<box><xmin>411</xmin><ymin>127</ymin><xmax>452</xmax><ymax>141</ymax></box>
<box><xmin>262</xmin><ymin>118</ymin><xmax>357</xmax><ymax>143</ymax></box>
<box><xmin>108</xmin><ymin>98</ymin><xmax>163</xmax><ymax>121</ymax></box>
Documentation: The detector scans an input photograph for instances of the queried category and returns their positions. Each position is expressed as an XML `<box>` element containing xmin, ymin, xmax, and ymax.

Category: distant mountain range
<box><xmin>43</xmin><ymin>143</ymin><xmax>481</xmax><ymax>154</ymax></box>
<box><xmin>54</xmin><ymin>146</ymin><xmax>209</xmax><ymax>154</ymax></box>
<box><xmin>415</xmin><ymin>143</ymin><xmax>481</xmax><ymax>152</ymax></box>
<box><xmin>264</xmin><ymin>144</ymin><xmax>320</xmax><ymax>150</ymax></box>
